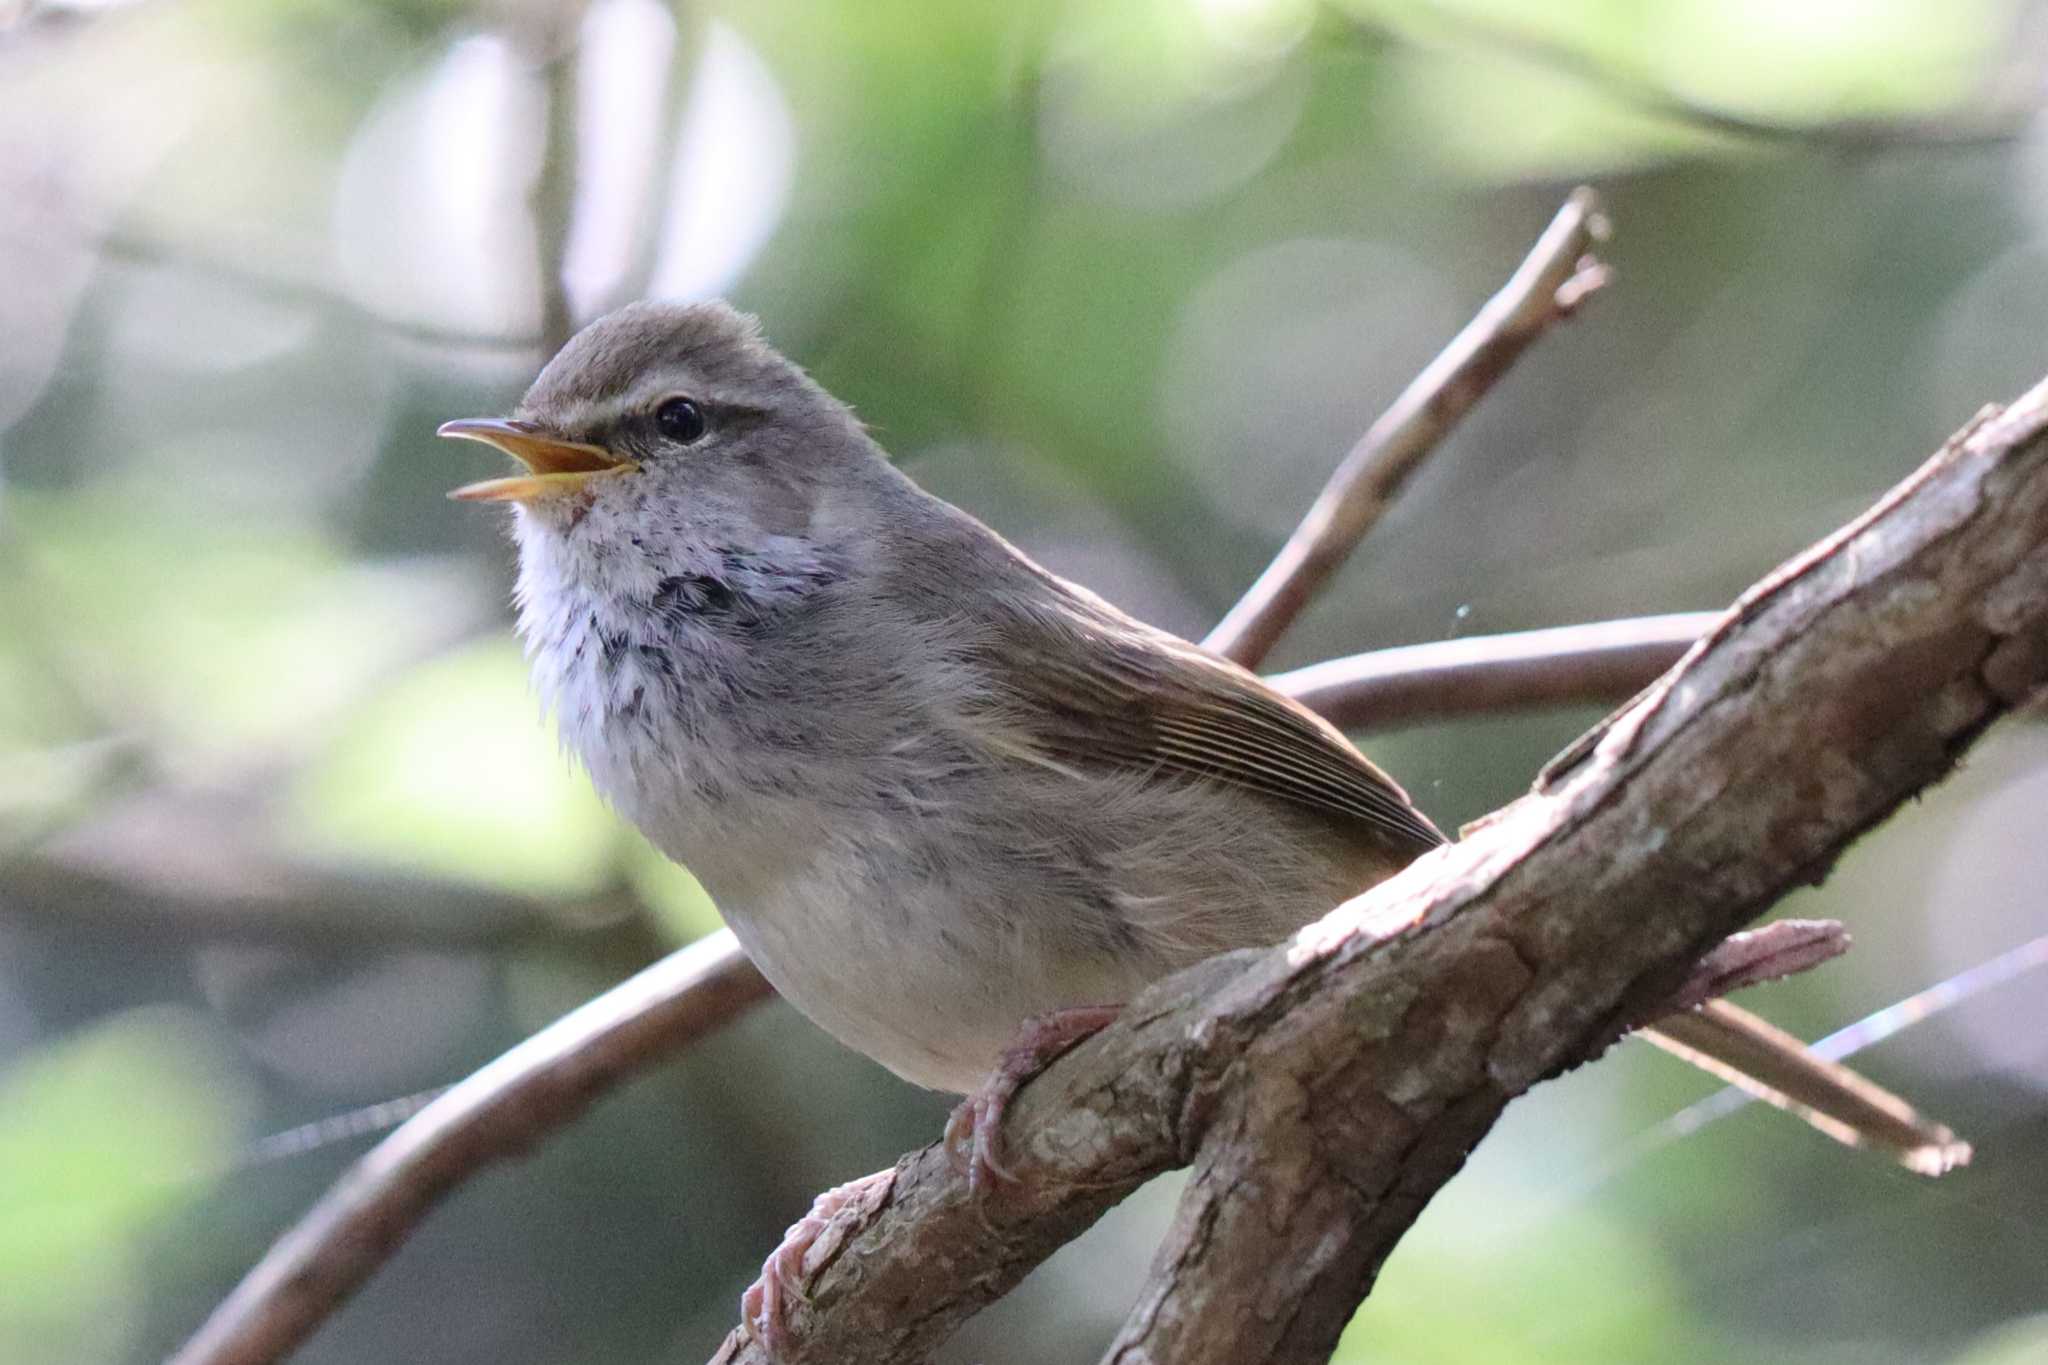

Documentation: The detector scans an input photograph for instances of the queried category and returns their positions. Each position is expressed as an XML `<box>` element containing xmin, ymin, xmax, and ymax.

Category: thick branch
<box><xmin>1202</xmin><ymin>188</ymin><xmax>1609</xmax><ymax>668</ymax></box>
<box><xmin>687</xmin><ymin>381</ymin><xmax>2048</xmax><ymax>1364</ymax></box>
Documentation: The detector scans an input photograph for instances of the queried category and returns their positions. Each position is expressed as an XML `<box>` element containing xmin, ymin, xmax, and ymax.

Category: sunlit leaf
<box><xmin>626</xmin><ymin>837</ymin><xmax>726</xmax><ymax>944</ymax></box>
<box><xmin>286</xmin><ymin>639</ymin><xmax>623</xmax><ymax>896</ymax></box>
<box><xmin>0</xmin><ymin>1008</ymin><xmax>254</xmax><ymax>1365</ymax></box>
<box><xmin>3</xmin><ymin>491</ymin><xmax>483</xmax><ymax>773</ymax></box>
<box><xmin>1334</xmin><ymin>1176</ymin><xmax>1715</xmax><ymax>1363</ymax></box>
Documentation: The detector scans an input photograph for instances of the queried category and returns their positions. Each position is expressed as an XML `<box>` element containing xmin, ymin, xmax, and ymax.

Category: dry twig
<box><xmin>0</xmin><ymin>849</ymin><xmax>645</xmax><ymax>949</ymax></box>
<box><xmin>168</xmin><ymin>931</ymin><xmax>772</xmax><ymax>1365</ymax></box>
<box><xmin>1202</xmin><ymin>188</ymin><xmax>1610</xmax><ymax>668</ymax></box>
<box><xmin>1271</xmin><ymin>611</ymin><xmax>1714</xmax><ymax>732</ymax></box>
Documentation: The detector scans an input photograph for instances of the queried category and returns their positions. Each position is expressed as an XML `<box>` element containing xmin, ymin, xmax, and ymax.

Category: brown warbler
<box><xmin>442</xmin><ymin>300</ymin><xmax>1963</xmax><ymax>1349</ymax></box>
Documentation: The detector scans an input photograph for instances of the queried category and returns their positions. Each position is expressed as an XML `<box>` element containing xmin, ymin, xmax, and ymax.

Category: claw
<box><xmin>944</xmin><ymin>1005</ymin><xmax>1122</xmax><ymax>1196</ymax></box>
<box><xmin>739</xmin><ymin>1168</ymin><xmax>896</xmax><ymax>1357</ymax></box>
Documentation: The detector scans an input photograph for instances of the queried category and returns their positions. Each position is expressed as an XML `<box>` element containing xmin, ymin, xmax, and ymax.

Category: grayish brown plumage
<box><xmin>446</xmin><ymin>300</ymin><xmax>1962</xmax><ymax>1184</ymax></box>
<box><xmin>492</xmin><ymin>300</ymin><xmax>1439</xmax><ymax>1093</ymax></box>
<box><xmin>441</xmin><ymin>298</ymin><xmax>1964</xmax><ymax>1347</ymax></box>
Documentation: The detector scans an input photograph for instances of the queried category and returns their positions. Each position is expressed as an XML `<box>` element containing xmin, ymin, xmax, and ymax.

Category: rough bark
<box><xmin>697</xmin><ymin>387</ymin><xmax>2048</xmax><ymax>1364</ymax></box>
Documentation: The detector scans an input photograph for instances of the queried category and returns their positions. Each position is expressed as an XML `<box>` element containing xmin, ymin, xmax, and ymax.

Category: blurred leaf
<box><xmin>626</xmin><ymin>837</ymin><xmax>726</xmax><ymax>944</ymax></box>
<box><xmin>1344</xmin><ymin>0</ymin><xmax>2007</xmax><ymax>178</ymax></box>
<box><xmin>287</xmin><ymin>638</ymin><xmax>623</xmax><ymax>896</ymax></box>
<box><xmin>0</xmin><ymin>1008</ymin><xmax>253</xmax><ymax>1365</ymax></box>
<box><xmin>1949</xmin><ymin>1315</ymin><xmax>2048</xmax><ymax>1365</ymax></box>
<box><xmin>1335</xmin><ymin>1174</ymin><xmax>1718</xmax><ymax>1363</ymax></box>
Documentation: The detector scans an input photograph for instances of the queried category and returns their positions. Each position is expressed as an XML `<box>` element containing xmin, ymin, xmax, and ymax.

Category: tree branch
<box><xmin>531</xmin><ymin>35</ymin><xmax>581</xmax><ymax>355</ymax></box>
<box><xmin>166</xmin><ymin>931</ymin><xmax>771</xmax><ymax>1365</ymax></box>
<box><xmin>7</xmin><ymin>607</ymin><xmax>1711</xmax><ymax>958</ymax></box>
<box><xmin>1270</xmin><ymin>611</ymin><xmax>1715</xmax><ymax>733</ymax></box>
<box><xmin>0</xmin><ymin>848</ymin><xmax>646</xmax><ymax>949</ymax></box>
<box><xmin>1202</xmin><ymin>188</ymin><xmax>1610</xmax><ymax>668</ymax></box>
<box><xmin>86</xmin><ymin>229</ymin><xmax>547</xmax><ymax>353</ymax></box>
<box><xmin>692</xmin><ymin>380</ymin><xmax>2048</xmax><ymax>1364</ymax></box>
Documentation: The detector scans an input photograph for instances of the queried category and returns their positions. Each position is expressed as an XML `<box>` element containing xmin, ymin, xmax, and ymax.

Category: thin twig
<box><xmin>1643</xmin><ymin>999</ymin><xmax>1966</xmax><ymax>1175</ymax></box>
<box><xmin>88</xmin><ymin>230</ymin><xmax>546</xmax><ymax>353</ymax></box>
<box><xmin>167</xmin><ymin>931</ymin><xmax>770</xmax><ymax>1365</ymax></box>
<box><xmin>8</xmin><ymin>610</ymin><xmax>1711</xmax><ymax>953</ymax></box>
<box><xmin>1270</xmin><ymin>611</ymin><xmax>1715</xmax><ymax>732</ymax></box>
<box><xmin>524</xmin><ymin>7</ymin><xmax>589</xmax><ymax>356</ymax></box>
<box><xmin>1</xmin><ymin>849</ymin><xmax>647</xmax><ymax>949</ymax></box>
<box><xmin>532</xmin><ymin>40</ymin><xmax>581</xmax><ymax>355</ymax></box>
<box><xmin>1635</xmin><ymin>929</ymin><xmax>2048</xmax><ymax>1156</ymax></box>
<box><xmin>1202</xmin><ymin>188</ymin><xmax>1611</xmax><ymax>668</ymax></box>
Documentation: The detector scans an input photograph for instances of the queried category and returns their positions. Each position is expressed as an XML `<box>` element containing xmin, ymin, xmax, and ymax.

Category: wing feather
<box><xmin>970</xmin><ymin>581</ymin><xmax>1445</xmax><ymax>855</ymax></box>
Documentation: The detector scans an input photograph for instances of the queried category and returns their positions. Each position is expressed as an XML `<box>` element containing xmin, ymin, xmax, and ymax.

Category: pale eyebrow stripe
<box><xmin>573</xmin><ymin>382</ymin><xmax>744</xmax><ymax>431</ymax></box>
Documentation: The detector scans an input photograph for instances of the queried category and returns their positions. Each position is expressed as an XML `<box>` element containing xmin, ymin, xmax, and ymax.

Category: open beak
<box><xmin>438</xmin><ymin>418</ymin><xmax>636</xmax><ymax>503</ymax></box>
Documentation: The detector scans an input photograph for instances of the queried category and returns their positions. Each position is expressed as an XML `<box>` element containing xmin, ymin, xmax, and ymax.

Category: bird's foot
<box><xmin>740</xmin><ymin>1167</ymin><xmax>896</xmax><ymax>1357</ymax></box>
<box><xmin>943</xmin><ymin>1004</ymin><xmax>1122</xmax><ymax>1195</ymax></box>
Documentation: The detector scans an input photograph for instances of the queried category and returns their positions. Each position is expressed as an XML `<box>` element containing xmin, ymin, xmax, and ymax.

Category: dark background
<box><xmin>3</xmin><ymin>1</ymin><xmax>2046</xmax><ymax>1361</ymax></box>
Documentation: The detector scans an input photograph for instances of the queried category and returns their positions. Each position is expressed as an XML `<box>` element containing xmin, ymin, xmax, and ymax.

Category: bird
<box><xmin>441</xmin><ymin>299</ymin><xmax>1964</xmax><ymax>1350</ymax></box>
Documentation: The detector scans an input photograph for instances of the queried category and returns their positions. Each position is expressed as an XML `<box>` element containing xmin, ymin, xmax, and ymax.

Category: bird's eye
<box><xmin>654</xmin><ymin>397</ymin><xmax>707</xmax><ymax>444</ymax></box>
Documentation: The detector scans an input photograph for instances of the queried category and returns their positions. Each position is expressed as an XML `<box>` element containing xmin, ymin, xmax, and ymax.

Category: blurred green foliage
<box><xmin>2</xmin><ymin>0</ymin><xmax>2045</xmax><ymax>1361</ymax></box>
<box><xmin>1338</xmin><ymin>1190</ymin><xmax>1703</xmax><ymax>1363</ymax></box>
<box><xmin>0</xmin><ymin>1008</ymin><xmax>253</xmax><ymax>1365</ymax></box>
<box><xmin>290</xmin><ymin>641</ymin><xmax>622</xmax><ymax>895</ymax></box>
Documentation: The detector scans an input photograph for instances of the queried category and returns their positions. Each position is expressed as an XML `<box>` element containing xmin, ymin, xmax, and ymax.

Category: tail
<box><xmin>1641</xmin><ymin>999</ymin><xmax>1971</xmax><ymax>1176</ymax></box>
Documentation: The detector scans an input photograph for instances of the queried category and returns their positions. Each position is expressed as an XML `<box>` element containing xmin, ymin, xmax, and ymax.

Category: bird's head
<box><xmin>440</xmin><ymin>300</ymin><xmax>881</xmax><ymax>564</ymax></box>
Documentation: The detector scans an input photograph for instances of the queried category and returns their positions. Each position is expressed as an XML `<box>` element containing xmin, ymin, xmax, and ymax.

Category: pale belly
<box><xmin>706</xmin><ymin>848</ymin><xmax>1151</xmax><ymax>1095</ymax></box>
<box><xmin>577</xmin><ymin>682</ymin><xmax>1381</xmax><ymax>1094</ymax></box>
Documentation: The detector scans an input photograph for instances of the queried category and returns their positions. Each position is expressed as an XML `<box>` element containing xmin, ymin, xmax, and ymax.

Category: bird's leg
<box><xmin>944</xmin><ymin>1004</ymin><xmax>1123</xmax><ymax>1194</ymax></box>
<box><xmin>740</xmin><ymin>1167</ymin><xmax>896</xmax><ymax>1357</ymax></box>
